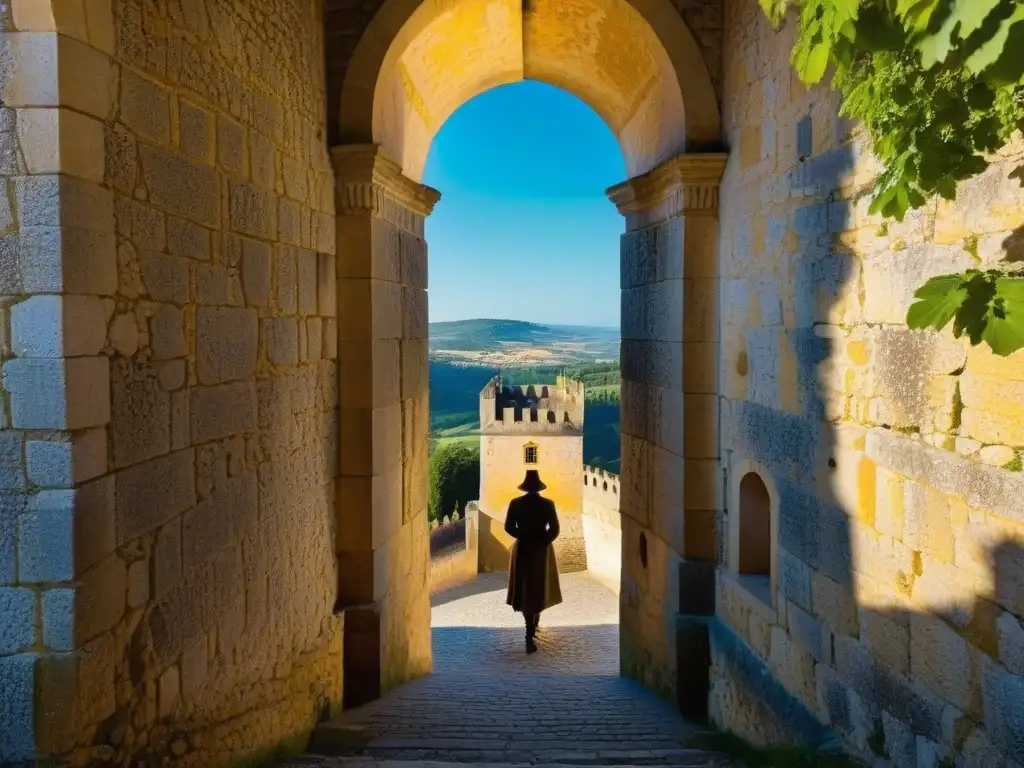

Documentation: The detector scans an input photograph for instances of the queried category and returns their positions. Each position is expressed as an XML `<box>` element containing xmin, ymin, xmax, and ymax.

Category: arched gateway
<box><xmin>329</xmin><ymin>0</ymin><xmax>726</xmax><ymax>716</ymax></box>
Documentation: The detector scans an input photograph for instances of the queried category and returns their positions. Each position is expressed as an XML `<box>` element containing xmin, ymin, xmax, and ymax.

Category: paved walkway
<box><xmin>282</xmin><ymin>573</ymin><xmax>726</xmax><ymax>767</ymax></box>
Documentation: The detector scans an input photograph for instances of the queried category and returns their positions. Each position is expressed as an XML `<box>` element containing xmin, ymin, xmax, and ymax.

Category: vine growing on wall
<box><xmin>760</xmin><ymin>0</ymin><xmax>1024</xmax><ymax>355</ymax></box>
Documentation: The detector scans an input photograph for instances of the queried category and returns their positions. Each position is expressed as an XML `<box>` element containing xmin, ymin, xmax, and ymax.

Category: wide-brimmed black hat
<box><xmin>517</xmin><ymin>469</ymin><xmax>547</xmax><ymax>493</ymax></box>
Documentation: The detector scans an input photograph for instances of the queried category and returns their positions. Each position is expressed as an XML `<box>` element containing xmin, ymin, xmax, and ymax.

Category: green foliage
<box><xmin>760</xmin><ymin>0</ymin><xmax>1024</xmax><ymax>356</ymax></box>
<box><xmin>906</xmin><ymin>269</ymin><xmax>1024</xmax><ymax>355</ymax></box>
<box><xmin>428</xmin><ymin>441</ymin><xmax>480</xmax><ymax>523</ymax></box>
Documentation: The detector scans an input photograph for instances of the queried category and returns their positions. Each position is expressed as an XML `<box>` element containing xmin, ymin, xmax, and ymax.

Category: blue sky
<box><xmin>423</xmin><ymin>80</ymin><xmax>625</xmax><ymax>328</ymax></box>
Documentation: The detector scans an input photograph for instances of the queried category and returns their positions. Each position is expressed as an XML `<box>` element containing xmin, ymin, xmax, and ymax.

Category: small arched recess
<box><xmin>727</xmin><ymin>459</ymin><xmax>779</xmax><ymax>609</ymax></box>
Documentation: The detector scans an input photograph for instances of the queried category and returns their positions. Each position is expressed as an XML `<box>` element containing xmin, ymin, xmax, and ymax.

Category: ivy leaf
<box><xmin>952</xmin><ymin>0</ymin><xmax>1002</xmax><ymax>41</ymax></box>
<box><xmin>906</xmin><ymin>274</ymin><xmax>970</xmax><ymax>330</ymax></box>
<box><xmin>897</xmin><ymin>0</ymin><xmax>945</xmax><ymax>33</ymax></box>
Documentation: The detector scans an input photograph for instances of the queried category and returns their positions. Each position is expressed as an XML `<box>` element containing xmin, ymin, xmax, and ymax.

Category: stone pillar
<box><xmin>0</xmin><ymin>3</ymin><xmax>117</xmax><ymax>760</ymax></box>
<box><xmin>331</xmin><ymin>145</ymin><xmax>438</xmax><ymax>707</ymax></box>
<box><xmin>608</xmin><ymin>153</ymin><xmax>726</xmax><ymax>714</ymax></box>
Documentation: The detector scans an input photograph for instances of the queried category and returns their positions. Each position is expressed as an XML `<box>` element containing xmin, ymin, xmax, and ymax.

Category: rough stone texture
<box><xmin>711</xmin><ymin>1</ymin><xmax>1024</xmax><ymax>766</ymax></box>
<box><xmin>0</xmin><ymin>0</ymin><xmax>342</xmax><ymax>764</ymax></box>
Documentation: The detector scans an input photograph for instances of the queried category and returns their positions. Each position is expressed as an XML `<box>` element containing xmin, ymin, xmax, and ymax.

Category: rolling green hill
<box><xmin>427</xmin><ymin>319</ymin><xmax>621</xmax><ymax>472</ymax></box>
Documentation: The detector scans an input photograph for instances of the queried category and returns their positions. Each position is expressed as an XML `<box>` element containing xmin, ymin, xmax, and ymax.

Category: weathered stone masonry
<box><xmin>1</xmin><ymin>0</ymin><xmax>341</xmax><ymax>764</ymax></box>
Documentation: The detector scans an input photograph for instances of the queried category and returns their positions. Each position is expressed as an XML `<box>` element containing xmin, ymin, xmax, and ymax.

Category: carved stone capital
<box><xmin>330</xmin><ymin>144</ymin><xmax>441</xmax><ymax>226</ymax></box>
<box><xmin>607</xmin><ymin>152</ymin><xmax>727</xmax><ymax>225</ymax></box>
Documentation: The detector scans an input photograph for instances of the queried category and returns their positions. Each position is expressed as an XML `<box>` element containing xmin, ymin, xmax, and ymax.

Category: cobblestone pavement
<box><xmin>281</xmin><ymin>573</ymin><xmax>727</xmax><ymax>767</ymax></box>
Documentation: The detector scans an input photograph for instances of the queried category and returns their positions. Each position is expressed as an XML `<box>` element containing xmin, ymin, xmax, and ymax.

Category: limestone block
<box><xmin>110</xmin><ymin>359</ymin><xmax>170</xmax><ymax>468</ymax></box>
<box><xmin>56</xmin><ymin>35</ymin><xmax>116</xmax><ymax>119</ymax></box>
<box><xmin>17</xmin><ymin>174</ymin><xmax>113</xmax><ymax>233</ymax></box>
<box><xmin>903</xmin><ymin>482</ymin><xmax>954</xmax><ymax>564</ymax></box>
<box><xmin>242</xmin><ymin>238</ymin><xmax>271</xmax><ymax>307</ymax></box>
<box><xmin>167</xmin><ymin>217</ymin><xmax>210</xmax><ymax>261</ymax></box>
<box><xmin>114</xmin><ymin>449</ymin><xmax>195</xmax><ymax>545</ymax></box>
<box><xmin>41</xmin><ymin>588</ymin><xmax>72</xmax><ymax>651</ymax></box>
<box><xmin>105</xmin><ymin>122</ymin><xmax>137</xmax><ymax>192</ymax></box>
<box><xmin>263</xmin><ymin>317</ymin><xmax>298</xmax><ymax>366</ymax></box>
<box><xmin>10</xmin><ymin>294</ymin><xmax>106</xmax><ymax>358</ymax></box>
<box><xmin>307</xmin><ymin>318</ymin><xmax>323</xmax><ymax>362</ymax></box>
<box><xmin>960</xmin><ymin>371</ymin><xmax>1024</xmax><ymax>443</ymax></box>
<box><xmin>179</xmin><ymin>101</ymin><xmax>212</xmax><ymax>161</ymax></box>
<box><xmin>338</xmin><ymin>339</ymin><xmax>400</xmax><ymax>410</ymax></box>
<box><xmin>154</xmin><ymin>517</ymin><xmax>182</xmax><ymax>599</ymax></box>
<box><xmin>684</xmin><ymin>394</ymin><xmax>718</xmax><ymax>459</ymax></box>
<box><xmin>911</xmin><ymin>611</ymin><xmax>982</xmax><ymax>716</ymax></box>
<box><xmin>279</xmin><ymin>198</ymin><xmax>301</xmax><ymax>245</ymax></box>
<box><xmin>0</xmin><ymin>431</ymin><xmax>25</xmax><ymax>491</ymax></box>
<box><xmin>769</xmin><ymin>625</ymin><xmax>816</xmax><ymax>707</ymax></box>
<box><xmin>19</xmin><ymin>491</ymin><xmax>73</xmax><ymax>582</ymax></box>
<box><xmin>859</xmin><ymin>606</ymin><xmax>909</xmax><ymax>674</ymax></box>
<box><xmin>981</xmin><ymin>656</ymin><xmax>1024</xmax><ymax>764</ymax></box>
<box><xmin>0</xmin><ymin>653</ymin><xmax>35</xmax><ymax>762</ymax></box>
<box><xmin>787</xmin><ymin>600</ymin><xmax>828</xmax><ymax>664</ymax></box>
<box><xmin>139</xmin><ymin>144</ymin><xmax>220</xmax><ymax>227</ymax></box>
<box><xmin>810</xmin><ymin>570</ymin><xmax>858</xmax><ymax>637</ymax></box>
<box><xmin>277</xmin><ymin>245</ymin><xmax>298</xmax><ymax>313</ymax></box>
<box><xmin>217</xmin><ymin>117</ymin><xmax>246</xmax><ymax>176</ymax></box>
<box><xmin>180</xmin><ymin>636</ymin><xmax>208</xmax><ymax>704</ymax></box>
<box><xmin>298</xmin><ymin>249</ymin><xmax>318</xmax><ymax>315</ymax></box>
<box><xmin>230</xmin><ymin>181</ymin><xmax>277</xmax><ymax>240</ymax></box>
<box><xmin>684</xmin><ymin>458</ymin><xmax>720</xmax><ymax>511</ymax></box>
<box><xmin>140</xmin><ymin>252</ymin><xmax>189</xmax><ymax>304</ymax></box>
<box><xmin>182</xmin><ymin>473</ymin><xmax>257</xmax><ymax>574</ymax></box>
<box><xmin>119</xmin><ymin>67</ymin><xmax>170</xmax><ymax>143</ymax></box>
<box><xmin>190</xmin><ymin>382</ymin><xmax>257</xmax><ymax>443</ymax></box>
<box><xmin>150</xmin><ymin>304</ymin><xmax>184</xmax><ymax>360</ymax></box>
<box><xmin>622</xmin><ymin>339</ymin><xmax>683</xmax><ymax>391</ymax></box>
<box><xmin>4</xmin><ymin>356</ymin><xmax>110</xmax><ymax>429</ymax></box>
<box><xmin>196</xmin><ymin>263</ymin><xmax>230</xmax><ymax>305</ymax></box>
<box><xmin>158</xmin><ymin>666</ymin><xmax>180</xmax><ymax>718</ymax></box>
<box><xmin>620</xmin><ymin>217</ymin><xmax>684</xmax><ymax>288</ymax></box>
<box><xmin>249</xmin><ymin>130</ymin><xmax>275</xmax><ymax>189</ymax></box>
<box><xmin>0</xmin><ymin>32</ymin><xmax>58</xmax><ymax>107</ymax></box>
<box><xmin>196</xmin><ymin>307</ymin><xmax>258</xmax><ymax>384</ymax></box>
<box><xmin>778</xmin><ymin>547</ymin><xmax>811</xmax><ymax>610</ymax></box>
<box><xmin>26</xmin><ymin>428</ymin><xmax>106</xmax><ymax>488</ymax></box>
<box><xmin>402</xmin><ymin>286</ymin><xmax>427</xmax><ymax>340</ymax></box>
<box><xmin>684</xmin><ymin>278</ymin><xmax>719</xmax><ymax>343</ymax></box>
<box><xmin>127</xmin><ymin>558</ymin><xmax>149</xmax><ymax>608</ymax></box>
<box><xmin>684</xmin><ymin>342</ymin><xmax>719</xmax><ymax>395</ymax></box>
<box><xmin>21</xmin><ymin>225</ymin><xmax>116</xmax><ymax>295</ymax></box>
<box><xmin>995</xmin><ymin>612</ymin><xmax>1024</xmax><ymax>677</ymax></box>
<box><xmin>324</xmin><ymin>318</ymin><xmax>338</xmax><ymax>359</ymax></box>
<box><xmin>18</xmin><ymin>107</ymin><xmax>104</xmax><ymax>181</ymax></box>
<box><xmin>0</xmin><ymin>587</ymin><xmax>35</xmax><ymax>652</ymax></box>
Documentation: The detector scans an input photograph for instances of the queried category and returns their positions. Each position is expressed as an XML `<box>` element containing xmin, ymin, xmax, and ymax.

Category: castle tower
<box><xmin>476</xmin><ymin>374</ymin><xmax>588</xmax><ymax>573</ymax></box>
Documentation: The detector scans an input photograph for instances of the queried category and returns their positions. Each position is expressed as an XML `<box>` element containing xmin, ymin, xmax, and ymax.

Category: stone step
<box><xmin>283</xmin><ymin>756</ymin><xmax>731</xmax><ymax>767</ymax></box>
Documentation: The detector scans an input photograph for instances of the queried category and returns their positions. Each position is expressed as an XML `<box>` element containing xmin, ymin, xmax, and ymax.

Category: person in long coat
<box><xmin>504</xmin><ymin>469</ymin><xmax>563</xmax><ymax>653</ymax></box>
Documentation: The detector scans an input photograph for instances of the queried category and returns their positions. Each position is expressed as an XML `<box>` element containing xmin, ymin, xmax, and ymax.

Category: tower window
<box><xmin>523</xmin><ymin>443</ymin><xmax>538</xmax><ymax>465</ymax></box>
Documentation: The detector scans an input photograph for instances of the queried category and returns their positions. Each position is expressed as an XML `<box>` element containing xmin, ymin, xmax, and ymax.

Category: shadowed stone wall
<box><xmin>0</xmin><ymin>0</ymin><xmax>342</xmax><ymax>763</ymax></box>
<box><xmin>712</xmin><ymin>1</ymin><xmax>1024</xmax><ymax>764</ymax></box>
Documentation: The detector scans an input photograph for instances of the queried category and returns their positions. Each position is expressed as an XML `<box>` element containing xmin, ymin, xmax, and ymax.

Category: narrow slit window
<box><xmin>523</xmin><ymin>443</ymin><xmax>538</xmax><ymax>465</ymax></box>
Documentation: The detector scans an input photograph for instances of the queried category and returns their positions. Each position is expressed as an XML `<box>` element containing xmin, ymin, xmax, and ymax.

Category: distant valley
<box><xmin>428</xmin><ymin>319</ymin><xmax>622</xmax><ymax>474</ymax></box>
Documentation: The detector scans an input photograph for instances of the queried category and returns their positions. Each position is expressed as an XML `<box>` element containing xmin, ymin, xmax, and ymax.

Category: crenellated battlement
<box><xmin>583</xmin><ymin>465</ymin><xmax>620</xmax><ymax>509</ymax></box>
<box><xmin>479</xmin><ymin>374</ymin><xmax>585</xmax><ymax>434</ymax></box>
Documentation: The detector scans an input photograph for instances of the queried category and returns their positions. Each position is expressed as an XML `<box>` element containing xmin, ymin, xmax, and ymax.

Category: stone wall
<box><xmin>428</xmin><ymin>515</ymin><xmax>478</xmax><ymax>595</ymax></box>
<box><xmin>0</xmin><ymin>0</ymin><xmax>341</xmax><ymax>763</ymax></box>
<box><xmin>582</xmin><ymin>466</ymin><xmax>622</xmax><ymax>595</ymax></box>
<box><xmin>712</xmin><ymin>1</ymin><xmax>1024</xmax><ymax>764</ymax></box>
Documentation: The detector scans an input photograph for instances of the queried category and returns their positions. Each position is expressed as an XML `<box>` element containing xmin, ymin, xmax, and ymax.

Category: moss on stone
<box><xmin>1003</xmin><ymin>453</ymin><xmax>1023</xmax><ymax>472</ymax></box>
<box><xmin>963</xmin><ymin>234</ymin><xmax>980</xmax><ymax>263</ymax></box>
<box><xmin>686</xmin><ymin>730</ymin><xmax>862</xmax><ymax>768</ymax></box>
<box><xmin>229</xmin><ymin>730</ymin><xmax>310</xmax><ymax>768</ymax></box>
<box><xmin>950</xmin><ymin>381</ymin><xmax>964</xmax><ymax>433</ymax></box>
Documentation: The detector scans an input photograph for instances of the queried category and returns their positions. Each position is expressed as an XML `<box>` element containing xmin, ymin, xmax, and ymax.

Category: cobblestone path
<box><xmin>282</xmin><ymin>573</ymin><xmax>727</xmax><ymax>767</ymax></box>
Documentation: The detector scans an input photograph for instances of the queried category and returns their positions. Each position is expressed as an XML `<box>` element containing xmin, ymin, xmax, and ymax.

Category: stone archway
<box><xmin>329</xmin><ymin>0</ymin><xmax>727</xmax><ymax>713</ymax></box>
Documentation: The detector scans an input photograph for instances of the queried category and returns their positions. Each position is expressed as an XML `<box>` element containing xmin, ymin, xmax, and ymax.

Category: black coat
<box><xmin>504</xmin><ymin>492</ymin><xmax>563</xmax><ymax>615</ymax></box>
